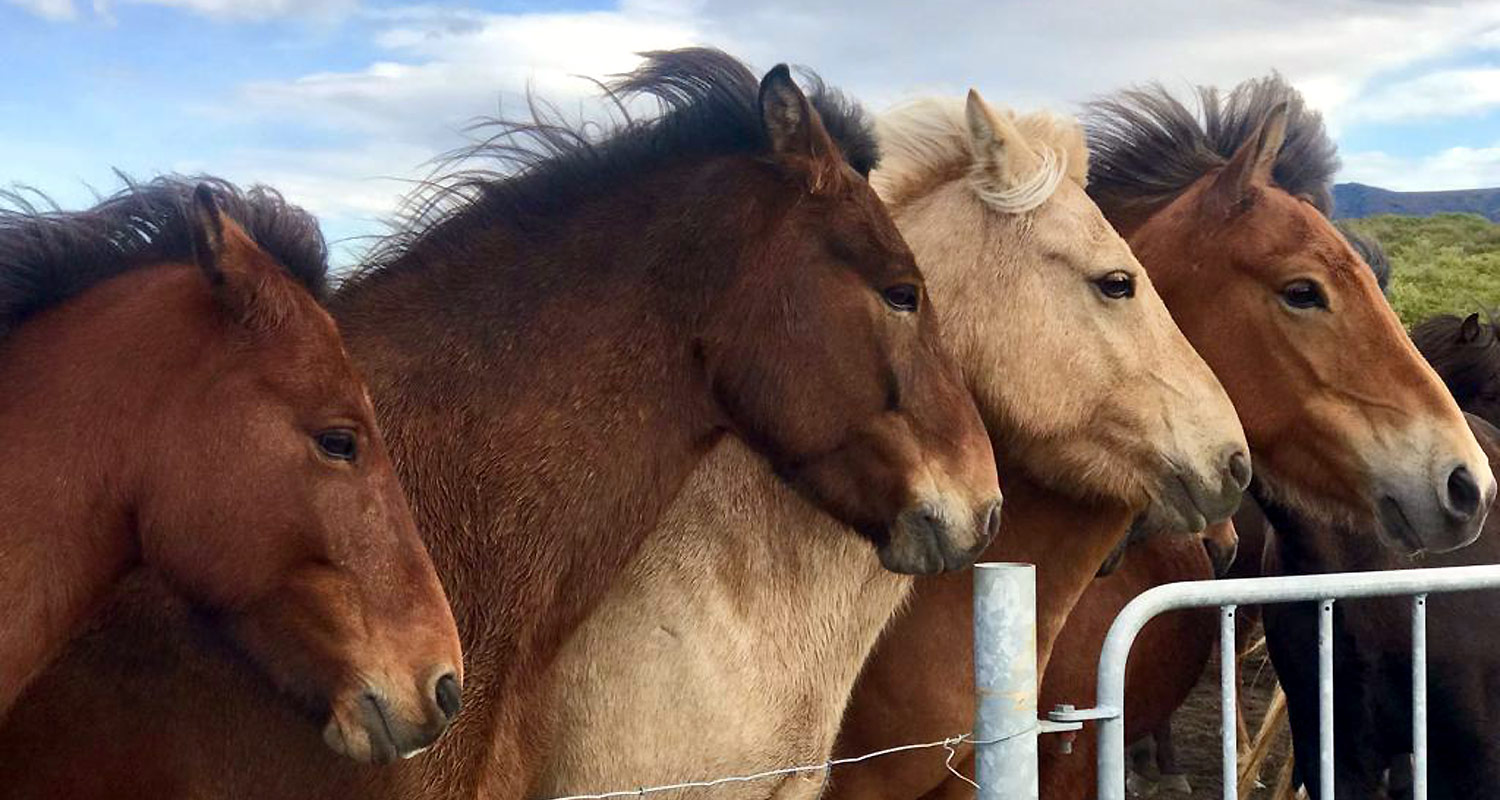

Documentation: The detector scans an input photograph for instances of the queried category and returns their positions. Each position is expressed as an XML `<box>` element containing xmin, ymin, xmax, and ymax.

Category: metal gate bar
<box><xmin>1319</xmin><ymin>599</ymin><xmax>1334</xmax><ymax>800</ymax></box>
<box><xmin>973</xmin><ymin>563</ymin><xmax>1500</xmax><ymax>800</ymax></box>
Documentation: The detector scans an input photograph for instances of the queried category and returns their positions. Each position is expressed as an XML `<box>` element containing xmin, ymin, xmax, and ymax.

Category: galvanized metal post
<box><xmin>1318</xmin><ymin>599</ymin><xmax>1335</xmax><ymax>800</ymax></box>
<box><xmin>1413</xmin><ymin>594</ymin><xmax>1428</xmax><ymax>800</ymax></box>
<box><xmin>973</xmin><ymin>563</ymin><xmax>1037</xmax><ymax>800</ymax></box>
<box><xmin>1220</xmin><ymin>605</ymin><xmax>1237</xmax><ymax>800</ymax></box>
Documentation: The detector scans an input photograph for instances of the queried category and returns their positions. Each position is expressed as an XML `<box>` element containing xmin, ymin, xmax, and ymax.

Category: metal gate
<box><xmin>971</xmin><ymin>562</ymin><xmax>1500</xmax><ymax>800</ymax></box>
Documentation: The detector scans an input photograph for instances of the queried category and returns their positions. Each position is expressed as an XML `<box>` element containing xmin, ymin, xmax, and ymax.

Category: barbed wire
<box><xmin>536</xmin><ymin>724</ymin><xmax>1039</xmax><ymax>800</ymax></box>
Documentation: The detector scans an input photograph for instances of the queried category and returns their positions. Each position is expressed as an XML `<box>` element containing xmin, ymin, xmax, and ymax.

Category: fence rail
<box><xmin>973</xmin><ymin>562</ymin><xmax>1500</xmax><ymax>800</ymax></box>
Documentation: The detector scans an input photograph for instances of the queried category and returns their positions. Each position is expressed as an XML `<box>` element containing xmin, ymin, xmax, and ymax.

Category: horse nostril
<box><xmin>435</xmin><ymin>673</ymin><xmax>462</xmax><ymax>722</ymax></box>
<box><xmin>983</xmin><ymin>500</ymin><xmax>1003</xmax><ymax>542</ymax></box>
<box><xmin>1225</xmin><ymin>450</ymin><xmax>1252</xmax><ymax>492</ymax></box>
<box><xmin>1446</xmin><ymin>465</ymin><xmax>1482</xmax><ymax>520</ymax></box>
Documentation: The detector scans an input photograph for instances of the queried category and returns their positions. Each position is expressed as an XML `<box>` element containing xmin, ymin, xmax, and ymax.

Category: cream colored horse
<box><xmin>529</xmin><ymin>93</ymin><xmax>1247</xmax><ymax>800</ymax></box>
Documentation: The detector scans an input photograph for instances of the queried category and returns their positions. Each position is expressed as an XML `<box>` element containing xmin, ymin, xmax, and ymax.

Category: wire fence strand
<box><xmin>536</xmin><ymin>724</ymin><xmax>1039</xmax><ymax>800</ymax></box>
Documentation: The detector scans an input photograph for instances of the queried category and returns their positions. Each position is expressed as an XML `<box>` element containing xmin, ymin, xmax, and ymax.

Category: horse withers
<box><xmin>0</xmin><ymin>179</ymin><xmax>462</xmax><ymax>762</ymax></box>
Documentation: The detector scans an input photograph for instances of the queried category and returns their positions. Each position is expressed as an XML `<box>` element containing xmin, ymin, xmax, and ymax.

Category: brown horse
<box><xmin>535</xmin><ymin>94</ymin><xmax>1244</xmax><ymax>800</ymax></box>
<box><xmin>0</xmin><ymin>49</ymin><xmax>1000</xmax><ymax>799</ymax></box>
<box><xmin>1262</xmin><ymin>312</ymin><xmax>1500</xmax><ymax>799</ymax></box>
<box><xmin>1088</xmin><ymin>76</ymin><xmax>1493</xmax><ymax>550</ymax></box>
<box><xmin>0</xmin><ymin>178</ymin><xmax>462</xmax><ymax>762</ymax></box>
<box><xmin>1026</xmin><ymin>75</ymin><xmax>1494</xmax><ymax>800</ymax></box>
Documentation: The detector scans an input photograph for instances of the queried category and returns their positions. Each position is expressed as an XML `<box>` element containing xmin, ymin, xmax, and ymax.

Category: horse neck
<box><xmin>330</xmin><ymin>168</ymin><xmax>753</xmax><ymax>693</ymax></box>
<box><xmin>989</xmin><ymin>465</ymin><xmax>1134</xmax><ymax>673</ymax></box>
<box><xmin>0</xmin><ymin>265</ymin><xmax>207</xmax><ymax>713</ymax></box>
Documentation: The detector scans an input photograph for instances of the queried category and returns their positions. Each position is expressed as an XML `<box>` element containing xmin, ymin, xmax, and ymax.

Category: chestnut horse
<box><xmin>1026</xmin><ymin>75</ymin><xmax>1494</xmax><ymax>800</ymax></box>
<box><xmin>0</xmin><ymin>178</ymin><xmax>462</xmax><ymax>761</ymax></box>
<box><xmin>1262</xmin><ymin>312</ymin><xmax>1500</xmax><ymax>799</ymax></box>
<box><xmin>0</xmin><ymin>49</ymin><xmax>1000</xmax><ymax>799</ymax></box>
<box><xmin>535</xmin><ymin>94</ymin><xmax>1244</xmax><ymax>799</ymax></box>
<box><xmin>845</xmin><ymin>74</ymin><xmax>1496</xmax><ymax>800</ymax></box>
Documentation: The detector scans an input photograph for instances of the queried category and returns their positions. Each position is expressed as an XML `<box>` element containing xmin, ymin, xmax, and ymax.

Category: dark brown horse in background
<box><xmin>0</xmin><ymin>178</ymin><xmax>463</xmax><ymax>762</ymax></box>
<box><xmin>1026</xmin><ymin>74</ymin><xmax>1492</xmax><ymax>799</ymax></box>
<box><xmin>0</xmin><ymin>49</ymin><xmax>1001</xmax><ymax>799</ymax></box>
<box><xmin>1263</xmin><ymin>309</ymin><xmax>1500</xmax><ymax>799</ymax></box>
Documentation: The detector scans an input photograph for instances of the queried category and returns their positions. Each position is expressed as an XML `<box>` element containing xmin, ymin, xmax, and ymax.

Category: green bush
<box><xmin>1339</xmin><ymin>213</ymin><xmax>1500</xmax><ymax>325</ymax></box>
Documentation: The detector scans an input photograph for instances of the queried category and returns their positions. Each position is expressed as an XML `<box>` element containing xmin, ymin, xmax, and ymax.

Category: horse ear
<box><xmin>1210</xmin><ymin>102</ymin><xmax>1289</xmax><ymax>212</ymax></box>
<box><xmin>964</xmin><ymin>88</ymin><xmax>1041</xmax><ymax>195</ymax></box>
<box><xmin>759</xmin><ymin>64</ymin><xmax>841</xmax><ymax>192</ymax></box>
<box><xmin>189</xmin><ymin>184</ymin><xmax>228</xmax><ymax>288</ymax></box>
<box><xmin>1460</xmin><ymin>312</ymin><xmax>1484</xmax><ymax>344</ymax></box>
<box><xmin>188</xmin><ymin>184</ymin><xmax>291</xmax><ymax>332</ymax></box>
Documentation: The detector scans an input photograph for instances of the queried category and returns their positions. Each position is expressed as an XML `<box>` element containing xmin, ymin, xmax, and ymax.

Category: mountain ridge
<box><xmin>1334</xmin><ymin>182</ymin><xmax>1500</xmax><ymax>222</ymax></box>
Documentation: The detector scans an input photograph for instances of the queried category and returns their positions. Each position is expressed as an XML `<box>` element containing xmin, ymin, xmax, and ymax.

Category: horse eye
<box><xmin>1282</xmin><ymin>280</ymin><xmax>1327</xmax><ymax>311</ymax></box>
<box><xmin>315</xmin><ymin>430</ymin><xmax>358</xmax><ymax>462</ymax></box>
<box><xmin>882</xmin><ymin>283</ymin><xmax>920</xmax><ymax>313</ymax></box>
<box><xmin>1094</xmin><ymin>271</ymin><xmax>1135</xmax><ymax>300</ymax></box>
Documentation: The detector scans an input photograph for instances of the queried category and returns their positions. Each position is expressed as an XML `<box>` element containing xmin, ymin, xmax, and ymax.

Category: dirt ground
<box><xmin>1126</xmin><ymin>650</ymin><xmax>1293</xmax><ymax>799</ymax></box>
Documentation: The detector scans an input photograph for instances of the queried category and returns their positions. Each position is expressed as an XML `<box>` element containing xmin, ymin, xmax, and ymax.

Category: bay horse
<box><xmin>1261</xmin><ymin>311</ymin><xmax>1500</xmax><ymax>799</ymax></box>
<box><xmin>1086</xmin><ymin>75</ymin><xmax>1492</xmax><ymax>552</ymax></box>
<box><xmin>1097</xmin><ymin>219</ymin><xmax>1400</xmax><ymax>797</ymax></box>
<box><xmin>0</xmin><ymin>177</ymin><xmax>463</xmax><ymax>762</ymax></box>
<box><xmin>535</xmin><ymin>94</ymin><xmax>1245</xmax><ymax>800</ymax></box>
<box><xmin>885</xmin><ymin>74</ymin><xmax>1494</xmax><ymax>799</ymax></box>
<box><xmin>0</xmin><ymin>49</ymin><xmax>1001</xmax><ymax>799</ymax></box>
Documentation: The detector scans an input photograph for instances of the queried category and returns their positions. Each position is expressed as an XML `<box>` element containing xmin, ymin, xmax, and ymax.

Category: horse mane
<box><xmin>873</xmin><ymin>97</ymin><xmax>1086</xmax><ymax>212</ymax></box>
<box><xmin>1083</xmin><ymin>73</ymin><xmax>1340</xmax><ymax>223</ymax></box>
<box><xmin>1333</xmin><ymin>220</ymin><xmax>1391</xmax><ymax>294</ymax></box>
<box><xmin>0</xmin><ymin>175</ymin><xmax>328</xmax><ymax>341</ymax></box>
<box><xmin>353</xmin><ymin>48</ymin><xmax>878</xmax><ymax>283</ymax></box>
<box><xmin>1411</xmin><ymin>310</ymin><xmax>1500</xmax><ymax>403</ymax></box>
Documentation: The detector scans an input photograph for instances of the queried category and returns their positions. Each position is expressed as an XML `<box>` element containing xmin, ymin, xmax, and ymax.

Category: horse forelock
<box><xmin>874</xmin><ymin>97</ymin><xmax>1083</xmax><ymax>214</ymax></box>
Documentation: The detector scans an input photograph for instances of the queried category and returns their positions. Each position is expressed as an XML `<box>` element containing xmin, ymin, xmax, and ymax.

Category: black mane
<box><xmin>353</xmin><ymin>48</ymin><xmax>878</xmax><ymax>282</ymax></box>
<box><xmin>1083</xmin><ymin>73</ymin><xmax>1341</xmax><ymax>222</ymax></box>
<box><xmin>1334</xmin><ymin>220</ymin><xmax>1392</xmax><ymax>294</ymax></box>
<box><xmin>0</xmin><ymin>175</ymin><xmax>328</xmax><ymax>340</ymax></box>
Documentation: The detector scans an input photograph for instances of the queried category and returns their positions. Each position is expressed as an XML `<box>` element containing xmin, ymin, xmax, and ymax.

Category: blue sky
<box><xmin>5</xmin><ymin>0</ymin><xmax>1500</xmax><ymax>267</ymax></box>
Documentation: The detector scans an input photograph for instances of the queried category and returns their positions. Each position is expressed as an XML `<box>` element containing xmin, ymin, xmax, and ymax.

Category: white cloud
<box><xmin>1342</xmin><ymin>68</ymin><xmax>1500</xmax><ymax>123</ymax></box>
<box><xmin>1342</xmin><ymin>144</ymin><xmax>1500</xmax><ymax>191</ymax></box>
<box><xmin>122</xmin><ymin>0</ymin><xmax>358</xmax><ymax>20</ymax></box>
<box><xmin>234</xmin><ymin>2</ymin><xmax>701</xmax><ymax>144</ymax></box>
<box><xmin>29</xmin><ymin>0</ymin><xmax>358</xmax><ymax>21</ymax></box>
<box><xmin>197</xmin><ymin>0</ymin><xmax>1500</xmax><ymax>254</ymax></box>
<box><xmin>5</xmin><ymin>0</ymin><xmax>77</xmax><ymax>20</ymax></box>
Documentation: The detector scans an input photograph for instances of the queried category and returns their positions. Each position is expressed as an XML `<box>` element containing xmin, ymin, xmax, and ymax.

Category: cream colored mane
<box><xmin>873</xmin><ymin>97</ymin><xmax>1088</xmax><ymax>213</ymax></box>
